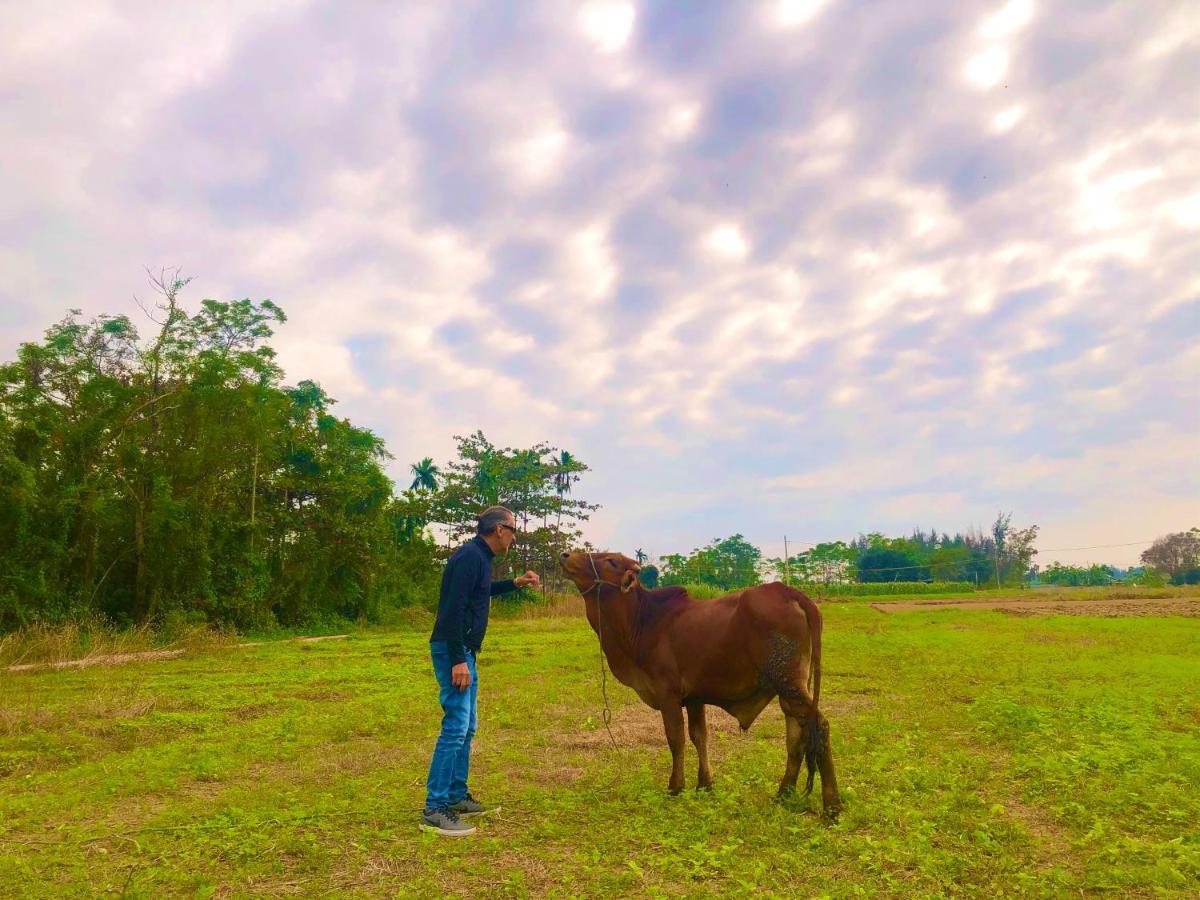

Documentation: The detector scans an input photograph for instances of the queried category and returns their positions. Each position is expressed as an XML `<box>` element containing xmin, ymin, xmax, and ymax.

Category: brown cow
<box><xmin>560</xmin><ymin>550</ymin><xmax>841</xmax><ymax>817</ymax></box>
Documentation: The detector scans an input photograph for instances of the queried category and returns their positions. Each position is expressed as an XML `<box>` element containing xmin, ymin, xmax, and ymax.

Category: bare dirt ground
<box><xmin>873</xmin><ymin>596</ymin><xmax>1200</xmax><ymax>617</ymax></box>
<box><xmin>4</xmin><ymin>634</ymin><xmax>348</xmax><ymax>673</ymax></box>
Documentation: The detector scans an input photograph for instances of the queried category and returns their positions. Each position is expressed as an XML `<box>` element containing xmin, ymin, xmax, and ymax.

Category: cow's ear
<box><xmin>620</xmin><ymin>569</ymin><xmax>639</xmax><ymax>593</ymax></box>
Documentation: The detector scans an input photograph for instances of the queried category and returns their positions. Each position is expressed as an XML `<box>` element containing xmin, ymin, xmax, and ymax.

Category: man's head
<box><xmin>478</xmin><ymin>505</ymin><xmax>517</xmax><ymax>555</ymax></box>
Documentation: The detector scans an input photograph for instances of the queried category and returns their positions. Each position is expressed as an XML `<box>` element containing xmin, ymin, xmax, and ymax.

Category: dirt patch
<box><xmin>5</xmin><ymin>634</ymin><xmax>348</xmax><ymax>674</ymax></box>
<box><xmin>530</xmin><ymin>764</ymin><xmax>586</xmax><ymax>786</ymax></box>
<box><xmin>557</xmin><ymin>702</ymin><xmax>748</xmax><ymax>750</ymax></box>
<box><xmin>5</xmin><ymin>648</ymin><xmax>185</xmax><ymax>672</ymax></box>
<box><xmin>872</xmin><ymin>596</ymin><xmax>1200</xmax><ymax>618</ymax></box>
<box><xmin>228</xmin><ymin>703</ymin><xmax>275</xmax><ymax>721</ymax></box>
<box><xmin>293</xmin><ymin>687</ymin><xmax>353</xmax><ymax>702</ymax></box>
<box><xmin>822</xmin><ymin>689</ymin><xmax>880</xmax><ymax>719</ymax></box>
<box><xmin>234</xmin><ymin>634</ymin><xmax>348</xmax><ymax>647</ymax></box>
<box><xmin>556</xmin><ymin>685</ymin><xmax>874</xmax><ymax>753</ymax></box>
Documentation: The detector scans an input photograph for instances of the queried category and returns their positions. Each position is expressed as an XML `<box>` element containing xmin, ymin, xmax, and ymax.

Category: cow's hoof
<box><xmin>696</xmin><ymin>782</ymin><xmax>713</xmax><ymax>792</ymax></box>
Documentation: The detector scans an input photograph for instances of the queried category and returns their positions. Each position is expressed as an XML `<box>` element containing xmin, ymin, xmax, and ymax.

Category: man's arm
<box><xmin>491</xmin><ymin>571</ymin><xmax>541</xmax><ymax>594</ymax></box>
<box><xmin>441</xmin><ymin>556</ymin><xmax>476</xmax><ymax>667</ymax></box>
<box><xmin>489</xmin><ymin>578</ymin><xmax>517</xmax><ymax>596</ymax></box>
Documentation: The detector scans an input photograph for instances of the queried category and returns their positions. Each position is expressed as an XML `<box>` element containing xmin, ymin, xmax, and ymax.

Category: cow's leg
<box><xmin>685</xmin><ymin>701</ymin><xmax>713</xmax><ymax>790</ymax></box>
<box><xmin>778</xmin><ymin>696</ymin><xmax>841</xmax><ymax>819</ymax></box>
<box><xmin>779</xmin><ymin>708</ymin><xmax>804</xmax><ymax>793</ymax></box>
<box><xmin>660</xmin><ymin>702</ymin><xmax>686</xmax><ymax>794</ymax></box>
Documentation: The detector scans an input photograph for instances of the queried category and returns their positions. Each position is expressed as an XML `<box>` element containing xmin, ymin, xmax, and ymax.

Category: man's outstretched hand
<box><xmin>514</xmin><ymin>571</ymin><xmax>541</xmax><ymax>589</ymax></box>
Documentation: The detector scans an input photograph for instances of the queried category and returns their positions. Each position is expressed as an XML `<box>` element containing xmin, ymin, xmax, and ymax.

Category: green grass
<box><xmin>2</xmin><ymin>604</ymin><xmax>1198</xmax><ymax>897</ymax></box>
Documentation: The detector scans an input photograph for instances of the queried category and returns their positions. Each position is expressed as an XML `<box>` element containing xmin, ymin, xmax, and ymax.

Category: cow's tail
<box><xmin>794</xmin><ymin>590</ymin><xmax>823</xmax><ymax>708</ymax></box>
<box><xmin>793</xmin><ymin>589</ymin><xmax>824</xmax><ymax>796</ymax></box>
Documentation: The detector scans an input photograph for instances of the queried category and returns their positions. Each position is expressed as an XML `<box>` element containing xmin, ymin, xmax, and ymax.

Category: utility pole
<box><xmin>783</xmin><ymin>535</ymin><xmax>790</xmax><ymax>586</ymax></box>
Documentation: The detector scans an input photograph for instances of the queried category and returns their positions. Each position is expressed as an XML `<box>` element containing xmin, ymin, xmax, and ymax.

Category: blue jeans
<box><xmin>424</xmin><ymin>640</ymin><xmax>478</xmax><ymax>812</ymax></box>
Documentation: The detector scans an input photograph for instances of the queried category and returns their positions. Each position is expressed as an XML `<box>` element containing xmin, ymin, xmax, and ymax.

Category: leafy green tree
<box><xmin>851</xmin><ymin>533</ymin><xmax>929</xmax><ymax>582</ymax></box>
<box><xmin>794</xmin><ymin>541</ymin><xmax>857</xmax><ymax>584</ymax></box>
<box><xmin>1040</xmin><ymin>563</ymin><xmax>1116</xmax><ymax>586</ymax></box>
<box><xmin>0</xmin><ymin>276</ymin><xmax>442</xmax><ymax>631</ymax></box>
<box><xmin>638</xmin><ymin>564</ymin><xmax>660</xmax><ymax>588</ymax></box>
<box><xmin>660</xmin><ymin>535</ymin><xmax>762</xmax><ymax>590</ymax></box>
<box><xmin>856</xmin><ymin>547</ymin><xmax>929</xmax><ymax>582</ymax></box>
<box><xmin>1126</xmin><ymin>567</ymin><xmax>1169</xmax><ymax>587</ymax></box>
<box><xmin>990</xmin><ymin>512</ymin><xmax>1039</xmax><ymax>587</ymax></box>
<box><xmin>424</xmin><ymin>432</ymin><xmax>598</xmax><ymax>590</ymax></box>
<box><xmin>928</xmin><ymin>543</ymin><xmax>975</xmax><ymax>581</ymax></box>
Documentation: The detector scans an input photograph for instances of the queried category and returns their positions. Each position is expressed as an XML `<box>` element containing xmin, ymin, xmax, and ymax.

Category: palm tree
<box><xmin>409</xmin><ymin>457</ymin><xmax>440</xmax><ymax>492</ymax></box>
<box><xmin>553</xmin><ymin>451</ymin><xmax>574</xmax><ymax>495</ymax></box>
<box><xmin>553</xmin><ymin>450</ymin><xmax>575</xmax><ymax>530</ymax></box>
<box><xmin>635</xmin><ymin>548</ymin><xmax>647</xmax><ymax>565</ymax></box>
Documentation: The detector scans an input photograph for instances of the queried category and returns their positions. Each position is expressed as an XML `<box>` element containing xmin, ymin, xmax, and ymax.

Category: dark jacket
<box><xmin>430</xmin><ymin>535</ymin><xmax>517</xmax><ymax>665</ymax></box>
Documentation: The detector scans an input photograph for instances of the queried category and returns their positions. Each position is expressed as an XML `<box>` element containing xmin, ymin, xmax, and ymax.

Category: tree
<box><xmin>924</xmin><ymin>544</ymin><xmax>968</xmax><ymax>581</ymax></box>
<box><xmin>551</xmin><ymin>449</ymin><xmax>579</xmax><ymax>532</ymax></box>
<box><xmin>0</xmin><ymin>276</ymin><xmax>443</xmax><ymax>631</ymax></box>
<box><xmin>1140</xmin><ymin>530</ymin><xmax>1200</xmax><ymax>581</ymax></box>
<box><xmin>770</xmin><ymin>541</ymin><xmax>857</xmax><ymax>585</ymax></box>
<box><xmin>635</xmin><ymin>548</ymin><xmax>647</xmax><ymax>564</ymax></box>
<box><xmin>409</xmin><ymin>457</ymin><xmax>440</xmax><ymax>492</ymax></box>
<box><xmin>857</xmin><ymin>547</ymin><xmax>928</xmax><ymax>582</ymax></box>
<box><xmin>638</xmin><ymin>564</ymin><xmax>660</xmax><ymax>588</ymax></box>
<box><xmin>553</xmin><ymin>450</ymin><xmax>576</xmax><ymax>500</ymax></box>
<box><xmin>424</xmin><ymin>432</ymin><xmax>598</xmax><ymax>590</ymax></box>
<box><xmin>852</xmin><ymin>533</ymin><xmax>929</xmax><ymax>582</ymax></box>
<box><xmin>1040</xmin><ymin>562</ymin><xmax>1116</xmax><ymax>586</ymax></box>
<box><xmin>660</xmin><ymin>535</ymin><xmax>762</xmax><ymax>590</ymax></box>
<box><xmin>989</xmin><ymin>512</ymin><xmax>1039</xmax><ymax>587</ymax></box>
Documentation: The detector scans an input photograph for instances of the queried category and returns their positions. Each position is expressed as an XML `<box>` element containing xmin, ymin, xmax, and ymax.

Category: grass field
<box><xmin>2</xmin><ymin>597</ymin><xmax>1198</xmax><ymax>897</ymax></box>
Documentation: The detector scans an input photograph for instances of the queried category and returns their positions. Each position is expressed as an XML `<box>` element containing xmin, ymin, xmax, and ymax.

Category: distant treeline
<box><xmin>652</xmin><ymin>527</ymin><xmax>1196</xmax><ymax>592</ymax></box>
<box><xmin>655</xmin><ymin>523</ymin><xmax>1040</xmax><ymax>592</ymax></box>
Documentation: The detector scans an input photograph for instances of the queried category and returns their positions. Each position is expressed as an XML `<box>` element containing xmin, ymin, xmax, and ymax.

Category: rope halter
<box><xmin>582</xmin><ymin>552</ymin><xmax>639</xmax><ymax>598</ymax></box>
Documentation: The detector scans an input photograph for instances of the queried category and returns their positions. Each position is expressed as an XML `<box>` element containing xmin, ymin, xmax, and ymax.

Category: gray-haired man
<box><xmin>420</xmin><ymin>506</ymin><xmax>540</xmax><ymax>836</ymax></box>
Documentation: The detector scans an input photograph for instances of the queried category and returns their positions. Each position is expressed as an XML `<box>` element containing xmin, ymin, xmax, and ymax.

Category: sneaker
<box><xmin>419</xmin><ymin>807</ymin><xmax>476</xmax><ymax>837</ymax></box>
<box><xmin>448</xmin><ymin>792</ymin><xmax>496</xmax><ymax>818</ymax></box>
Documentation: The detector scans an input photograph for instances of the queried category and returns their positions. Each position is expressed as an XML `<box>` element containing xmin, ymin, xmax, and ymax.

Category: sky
<box><xmin>2</xmin><ymin>0</ymin><xmax>1197</xmax><ymax>568</ymax></box>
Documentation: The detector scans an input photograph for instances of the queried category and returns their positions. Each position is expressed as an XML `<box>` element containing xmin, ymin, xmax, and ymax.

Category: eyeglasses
<box><xmin>499</xmin><ymin>523</ymin><xmax>518</xmax><ymax>535</ymax></box>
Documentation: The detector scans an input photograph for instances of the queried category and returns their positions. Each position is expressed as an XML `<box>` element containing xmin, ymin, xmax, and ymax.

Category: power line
<box><xmin>1037</xmin><ymin>540</ymin><xmax>1154</xmax><ymax>552</ymax></box>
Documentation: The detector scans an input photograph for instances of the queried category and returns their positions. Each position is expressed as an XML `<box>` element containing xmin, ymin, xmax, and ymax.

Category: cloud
<box><xmin>1</xmin><ymin>0</ymin><xmax>1197</xmax><ymax>567</ymax></box>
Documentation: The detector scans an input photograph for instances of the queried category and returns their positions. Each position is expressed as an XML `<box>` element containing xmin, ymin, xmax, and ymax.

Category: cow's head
<box><xmin>560</xmin><ymin>551</ymin><xmax>642</xmax><ymax>596</ymax></box>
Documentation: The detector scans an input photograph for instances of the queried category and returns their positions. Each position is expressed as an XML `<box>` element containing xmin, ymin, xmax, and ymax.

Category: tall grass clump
<box><xmin>0</xmin><ymin>614</ymin><xmax>233</xmax><ymax>668</ymax></box>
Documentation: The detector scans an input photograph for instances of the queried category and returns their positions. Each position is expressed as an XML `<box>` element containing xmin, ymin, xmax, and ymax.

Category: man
<box><xmin>420</xmin><ymin>505</ymin><xmax>540</xmax><ymax>836</ymax></box>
